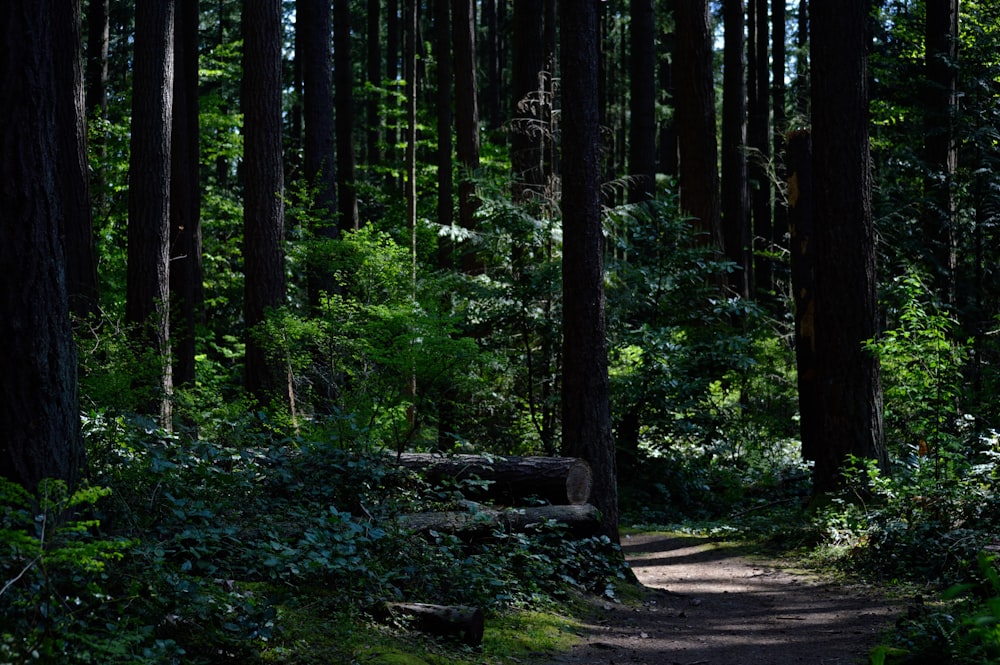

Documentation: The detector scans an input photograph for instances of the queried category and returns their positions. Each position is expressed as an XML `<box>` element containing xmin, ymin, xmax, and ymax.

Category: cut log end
<box><xmin>383</xmin><ymin>602</ymin><xmax>485</xmax><ymax>646</ymax></box>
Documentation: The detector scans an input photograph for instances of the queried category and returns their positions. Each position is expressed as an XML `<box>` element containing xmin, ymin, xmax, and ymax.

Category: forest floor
<box><xmin>542</xmin><ymin>532</ymin><xmax>902</xmax><ymax>665</ymax></box>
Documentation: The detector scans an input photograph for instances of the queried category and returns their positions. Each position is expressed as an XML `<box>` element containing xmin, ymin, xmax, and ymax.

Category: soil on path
<box><xmin>550</xmin><ymin>533</ymin><xmax>901</xmax><ymax>665</ymax></box>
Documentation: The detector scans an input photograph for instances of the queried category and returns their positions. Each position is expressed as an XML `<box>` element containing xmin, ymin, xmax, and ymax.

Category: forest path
<box><xmin>547</xmin><ymin>533</ymin><xmax>900</xmax><ymax>665</ymax></box>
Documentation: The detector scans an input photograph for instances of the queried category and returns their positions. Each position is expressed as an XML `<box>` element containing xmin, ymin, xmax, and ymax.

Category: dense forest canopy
<box><xmin>4</xmin><ymin>0</ymin><xmax>1000</xmax><ymax>662</ymax></box>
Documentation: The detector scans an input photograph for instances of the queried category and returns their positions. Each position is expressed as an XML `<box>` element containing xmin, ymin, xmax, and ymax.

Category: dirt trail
<box><xmin>549</xmin><ymin>533</ymin><xmax>900</xmax><ymax>665</ymax></box>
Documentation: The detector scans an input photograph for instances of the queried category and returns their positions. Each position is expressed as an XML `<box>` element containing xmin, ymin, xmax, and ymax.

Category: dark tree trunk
<box><xmin>629</xmin><ymin>0</ymin><xmax>656</xmax><ymax>203</ymax></box>
<box><xmin>301</xmin><ymin>0</ymin><xmax>338</xmax><ymax>309</ymax></box>
<box><xmin>453</xmin><ymin>0</ymin><xmax>482</xmax><ymax>273</ymax></box>
<box><xmin>242</xmin><ymin>0</ymin><xmax>288</xmax><ymax>407</ymax></box>
<box><xmin>395</xmin><ymin>453</ymin><xmax>593</xmax><ymax>506</ymax></box>
<box><xmin>511</xmin><ymin>0</ymin><xmax>545</xmax><ymax>203</ymax></box>
<box><xmin>334</xmin><ymin>0</ymin><xmax>360</xmax><ymax>232</ymax></box>
<box><xmin>57</xmin><ymin>0</ymin><xmax>99</xmax><ymax>322</ymax></box>
<box><xmin>786</xmin><ymin>130</ymin><xmax>820</xmax><ymax>462</ymax></box>
<box><xmin>366</xmin><ymin>0</ymin><xmax>381</xmax><ymax>164</ymax></box>
<box><xmin>0</xmin><ymin>0</ymin><xmax>85</xmax><ymax>491</ymax></box>
<box><xmin>379</xmin><ymin>603</ymin><xmax>485</xmax><ymax>647</ymax></box>
<box><xmin>435</xmin><ymin>0</ymin><xmax>454</xmax><ymax>267</ymax></box>
<box><xmin>748</xmin><ymin>0</ymin><xmax>772</xmax><ymax>297</ymax></box>
<box><xmin>810</xmin><ymin>0</ymin><xmax>888</xmax><ymax>493</ymax></box>
<box><xmin>128</xmin><ymin>0</ymin><xmax>175</xmax><ymax>427</ymax></box>
<box><xmin>721</xmin><ymin>0</ymin><xmax>751</xmax><ymax>299</ymax></box>
<box><xmin>85</xmin><ymin>0</ymin><xmax>110</xmax><ymax>221</ymax></box>
<box><xmin>771</xmin><ymin>0</ymin><xmax>788</xmax><ymax>284</ymax></box>
<box><xmin>795</xmin><ymin>0</ymin><xmax>809</xmax><ymax>118</ymax></box>
<box><xmin>386</xmin><ymin>0</ymin><xmax>400</xmax><ymax>169</ymax></box>
<box><xmin>922</xmin><ymin>0</ymin><xmax>958</xmax><ymax>304</ymax></box>
<box><xmin>170</xmin><ymin>0</ymin><xmax>203</xmax><ymax>391</ymax></box>
<box><xmin>561</xmin><ymin>0</ymin><xmax>619</xmax><ymax>542</ymax></box>
<box><xmin>658</xmin><ymin>1</ymin><xmax>678</xmax><ymax>177</ymax></box>
<box><xmin>674</xmin><ymin>0</ymin><xmax>722</xmax><ymax>249</ymax></box>
<box><xmin>481</xmin><ymin>0</ymin><xmax>501</xmax><ymax>130</ymax></box>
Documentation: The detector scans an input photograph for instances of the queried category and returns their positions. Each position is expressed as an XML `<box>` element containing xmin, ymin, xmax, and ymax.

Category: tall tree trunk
<box><xmin>511</xmin><ymin>0</ymin><xmax>545</xmax><ymax>203</ymax></box>
<box><xmin>243</xmin><ymin>0</ymin><xmax>288</xmax><ymax>407</ymax></box>
<box><xmin>0</xmin><ymin>0</ymin><xmax>85</xmax><ymax>491</ymax></box>
<box><xmin>435</xmin><ymin>0</ymin><xmax>454</xmax><ymax>267</ymax></box>
<box><xmin>748</xmin><ymin>0</ymin><xmax>772</xmax><ymax>297</ymax></box>
<box><xmin>58</xmin><ymin>0</ymin><xmax>99</xmax><ymax>322</ymax></box>
<box><xmin>786</xmin><ymin>130</ymin><xmax>820</xmax><ymax>464</ymax></box>
<box><xmin>85</xmin><ymin>0</ymin><xmax>110</xmax><ymax>222</ymax></box>
<box><xmin>453</xmin><ymin>0</ymin><xmax>482</xmax><ymax>273</ymax></box>
<box><xmin>171</xmin><ymin>0</ymin><xmax>203</xmax><ymax>392</ymax></box>
<box><xmin>795</xmin><ymin>0</ymin><xmax>809</xmax><ymax>118</ymax></box>
<box><xmin>629</xmin><ymin>0</ymin><xmax>656</xmax><ymax>204</ymax></box>
<box><xmin>561</xmin><ymin>0</ymin><xmax>619</xmax><ymax>543</ymax></box>
<box><xmin>721</xmin><ymin>0</ymin><xmax>751</xmax><ymax>299</ymax></box>
<box><xmin>386</xmin><ymin>0</ymin><xmax>400</xmax><ymax>172</ymax></box>
<box><xmin>482</xmin><ymin>0</ymin><xmax>501</xmax><ymax>130</ymax></box>
<box><xmin>810</xmin><ymin>0</ymin><xmax>888</xmax><ymax>493</ymax></box>
<box><xmin>923</xmin><ymin>0</ymin><xmax>959</xmax><ymax>304</ymax></box>
<box><xmin>301</xmin><ymin>0</ymin><xmax>338</xmax><ymax>309</ymax></box>
<box><xmin>334</xmin><ymin>0</ymin><xmax>360</xmax><ymax>232</ymax></box>
<box><xmin>366</xmin><ymin>0</ymin><xmax>382</xmax><ymax>164</ymax></box>
<box><xmin>771</xmin><ymin>0</ymin><xmax>788</xmax><ymax>285</ymax></box>
<box><xmin>128</xmin><ymin>0</ymin><xmax>175</xmax><ymax>428</ymax></box>
<box><xmin>658</xmin><ymin>0</ymin><xmax>678</xmax><ymax>178</ymax></box>
<box><xmin>674</xmin><ymin>0</ymin><xmax>722</xmax><ymax>249</ymax></box>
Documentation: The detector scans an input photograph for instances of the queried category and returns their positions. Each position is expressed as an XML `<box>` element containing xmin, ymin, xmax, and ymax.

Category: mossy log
<box><xmin>380</xmin><ymin>602</ymin><xmax>485</xmax><ymax>646</ymax></box>
<box><xmin>398</xmin><ymin>503</ymin><xmax>601</xmax><ymax>538</ymax></box>
<box><xmin>393</xmin><ymin>453</ymin><xmax>592</xmax><ymax>505</ymax></box>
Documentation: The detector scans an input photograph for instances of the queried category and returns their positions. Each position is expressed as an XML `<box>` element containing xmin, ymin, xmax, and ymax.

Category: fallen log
<box><xmin>399</xmin><ymin>503</ymin><xmax>601</xmax><ymax>538</ymax></box>
<box><xmin>379</xmin><ymin>602</ymin><xmax>485</xmax><ymax>646</ymax></box>
<box><xmin>394</xmin><ymin>453</ymin><xmax>592</xmax><ymax>505</ymax></box>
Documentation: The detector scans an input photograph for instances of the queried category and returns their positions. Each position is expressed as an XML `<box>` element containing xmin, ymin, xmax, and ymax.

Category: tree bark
<box><xmin>365</xmin><ymin>0</ymin><xmax>381</xmax><ymax>165</ymax></box>
<box><xmin>452</xmin><ymin>0</ymin><xmax>482</xmax><ymax>273</ymax></box>
<box><xmin>128</xmin><ymin>0</ymin><xmax>176</xmax><ymax>427</ymax></box>
<box><xmin>0</xmin><ymin>0</ymin><xmax>85</xmax><ymax>491</ymax></box>
<box><xmin>395</xmin><ymin>453</ymin><xmax>593</xmax><ymax>505</ymax></box>
<box><xmin>675</xmin><ymin>0</ymin><xmax>723</xmax><ymax>250</ymax></box>
<box><xmin>658</xmin><ymin>4</ymin><xmax>678</xmax><ymax>178</ymax></box>
<box><xmin>561</xmin><ymin>0</ymin><xmax>620</xmax><ymax>542</ymax></box>
<box><xmin>57</xmin><ymin>0</ymin><xmax>99</xmax><ymax>322</ymax></box>
<box><xmin>722</xmin><ymin>0</ymin><xmax>751</xmax><ymax>299</ymax></box>
<box><xmin>810</xmin><ymin>0</ymin><xmax>888</xmax><ymax>492</ymax></box>
<box><xmin>243</xmin><ymin>0</ymin><xmax>288</xmax><ymax>407</ymax></box>
<box><xmin>399</xmin><ymin>504</ymin><xmax>602</xmax><ymax>539</ymax></box>
<box><xmin>379</xmin><ymin>603</ymin><xmax>484</xmax><ymax>646</ymax></box>
<box><xmin>629</xmin><ymin>0</ymin><xmax>657</xmax><ymax>204</ymax></box>
<box><xmin>435</xmin><ymin>0</ymin><xmax>454</xmax><ymax>267</ymax></box>
<box><xmin>511</xmin><ymin>0</ymin><xmax>545</xmax><ymax>204</ymax></box>
<box><xmin>334</xmin><ymin>0</ymin><xmax>360</xmax><ymax>232</ymax></box>
<box><xmin>922</xmin><ymin>0</ymin><xmax>959</xmax><ymax>304</ymax></box>
<box><xmin>301</xmin><ymin>0</ymin><xmax>338</xmax><ymax>310</ymax></box>
<box><xmin>748</xmin><ymin>0</ymin><xmax>772</xmax><ymax>297</ymax></box>
<box><xmin>786</xmin><ymin>130</ymin><xmax>820</xmax><ymax>462</ymax></box>
<box><xmin>170</xmin><ymin>0</ymin><xmax>203</xmax><ymax>391</ymax></box>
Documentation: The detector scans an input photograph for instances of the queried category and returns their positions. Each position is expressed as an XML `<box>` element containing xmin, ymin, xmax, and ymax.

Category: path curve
<box><xmin>550</xmin><ymin>533</ymin><xmax>900</xmax><ymax>665</ymax></box>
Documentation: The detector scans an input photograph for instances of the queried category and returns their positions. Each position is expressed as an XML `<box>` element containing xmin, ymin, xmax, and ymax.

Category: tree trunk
<box><xmin>795</xmin><ymin>0</ymin><xmax>809</xmax><ymax>118</ymax></box>
<box><xmin>170</xmin><ymin>0</ymin><xmax>203</xmax><ymax>391</ymax></box>
<box><xmin>511</xmin><ymin>0</ymin><xmax>545</xmax><ymax>204</ymax></box>
<box><xmin>399</xmin><ymin>504</ymin><xmax>602</xmax><ymax>539</ymax></box>
<box><xmin>658</xmin><ymin>4</ymin><xmax>678</xmax><ymax>178</ymax></box>
<box><xmin>771</xmin><ymin>0</ymin><xmax>788</xmax><ymax>284</ymax></box>
<box><xmin>366</xmin><ymin>0</ymin><xmax>381</xmax><ymax>165</ymax></box>
<box><xmin>243</xmin><ymin>0</ymin><xmax>288</xmax><ymax>407</ymax></box>
<box><xmin>0</xmin><ymin>0</ymin><xmax>85</xmax><ymax>491</ymax></box>
<box><xmin>334</xmin><ymin>0</ymin><xmax>360</xmax><ymax>232</ymax></box>
<box><xmin>629</xmin><ymin>0</ymin><xmax>656</xmax><ymax>204</ymax></box>
<box><xmin>675</xmin><ymin>0</ymin><xmax>722</xmax><ymax>250</ymax></box>
<box><xmin>561</xmin><ymin>0</ymin><xmax>620</xmax><ymax>542</ymax></box>
<box><xmin>810</xmin><ymin>0</ymin><xmax>888</xmax><ymax>492</ymax></box>
<box><xmin>128</xmin><ymin>0</ymin><xmax>175</xmax><ymax>428</ymax></box>
<box><xmin>481</xmin><ymin>0</ymin><xmax>501</xmax><ymax>130</ymax></box>
<box><xmin>435</xmin><ymin>0</ymin><xmax>454</xmax><ymax>266</ymax></box>
<box><xmin>721</xmin><ymin>0</ymin><xmax>751</xmax><ymax>299</ymax></box>
<box><xmin>786</xmin><ymin>130</ymin><xmax>820</xmax><ymax>462</ymax></box>
<box><xmin>395</xmin><ymin>453</ymin><xmax>593</xmax><ymax>506</ymax></box>
<box><xmin>301</xmin><ymin>0</ymin><xmax>338</xmax><ymax>310</ymax></box>
<box><xmin>922</xmin><ymin>0</ymin><xmax>959</xmax><ymax>304</ymax></box>
<box><xmin>57</xmin><ymin>0</ymin><xmax>99</xmax><ymax>322</ymax></box>
<box><xmin>748</xmin><ymin>0</ymin><xmax>772</xmax><ymax>297</ymax></box>
<box><xmin>85</xmin><ymin>0</ymin><xmax>109</xmax><ymax>216</ymax></box>
<box><xmin>452</xmin><ymin>0</ymin><xmax>482</xmax><ymax>273</ymax></box>
<box><xmin>379</xmin><ymin>603</ymin><xmax>485</xmax><ymax>647</ymax></box>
